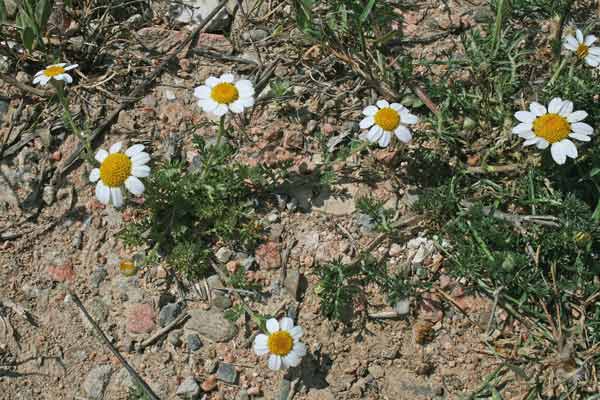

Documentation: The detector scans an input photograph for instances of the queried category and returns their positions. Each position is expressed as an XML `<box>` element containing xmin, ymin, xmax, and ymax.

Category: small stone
<box><xmin>204</xmin><ymin>359</ymin><xmax>218</xmax><ymax>373</ymax></box>
<box><xmin>82</xmin><ymin>365</ymin><xmax>112</xmax><ymax>400</ymax></box>
<box><xmin>284</xmin><ymin>269</ymin><xmax>302</xmax><ymax>300</ymax></box>
<box><xmin>368</xmin><ymin>365</ymin><xmax>384</xmax><ymax>379</ymax></box>
<box><xmin>90</xmin><ymin>267</ymin><xmax>107</xmax><ymax>288</ymax></box>
<box><xmin>356</xmin><ymin>213</ymin><xmax>375</xmax><ymax>233</ymax></box>
<box><xmin>200</xmin><ymin>375</ymin><xmax>217</xmax><ymax>392</ymax></box>
<box><xmin>237</xmin><ymin>390</ymin><xmax>250</xmax><ymax>400</ymax></box>
<box><xmin>176</xmin><ymin>376</ymin><xmax>200</xmax><ymax>399</ymax></box>
<box><xmin>216</xmin><ymin>362</ymin><xmax>237</xmax><ymax>384</ymax></box>
<box><xmin>168</xmin><ymin>330</ymin><xmax>183</xmax><ymax>346</ymax></box>
<box><xmin>206</xmin><ymin>274</ymin><xmax>224</xmax><ymax>290</ymax></box>
<box><xmin>255</xmin><ymin>241</ymin><xmax>281</xmax><ymax>270</ymax></box>
<box><xmin>266</xmin><ymin>212</ymin><xmax>279</xmax><ymax>223</ymax></box>
<box><xmin>215</xmin><ymin>247</ymin><xmax>233</xmax><ymax>263</ymax></box>
<box><xmin>187</xmin><ymin>334</ymin><xmax>202</xmax><ymax>352</ymax></box>
<box><xmin>394</xmin><ymin>299</ymin><xmax>410</xmax><ymax>316</ymax></box>
<box><xmin>306</xmin><ymin>120</ymin><xmax>318</xmax><ymax>133</ymax></box>
<box><xmin>127</xmin><ymin>303</ymin><xmax>155</xmax><ymax>334</ymax></box>
<box><xmin>241</xmin><ymin>29</ymin><xmax>269</xmax><ymax>41</ymax></box>
<box><xmin>212</xmin><ymin>294</ymin><xmax>232</xmax><ymax>310</ymax></box>
<box><xmin>42</xmin><ymin>185</ymin><xmax>55</xmax><ymax>206</ymax></box>
<box><xmin>159</xmin><ymin>303</ymin><xmax>181</xmax><ymax>327</ymax></box>
<box><xmin>170</xmin><ymin>0</ymin><xmax>231</xmax><ymax>31</ymax></box>
<box><xmin>270</xmin><ymin>224</ymin><xmax>284</xmax><ymax>241</ymax></box>
<box><xmin>185</xmin><ymin>310</ymin><xmax>237</xmax><ymax>342</ymax></box>
<box><xmin>47</xmin><ymin>262</ymin><xmax>75</xmax><ymax>282</ymax></box>
<box><xmin>388</xmin><ymin>243</ymin><xmax>402</xmax><ymax>257</ymax></box>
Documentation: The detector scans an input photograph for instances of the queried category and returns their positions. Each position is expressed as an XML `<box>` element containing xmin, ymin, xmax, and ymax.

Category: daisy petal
<box><xmin>194</xmin><ymin>85</ymin><xmax>211</xmax><ymax>99</ymax></box>
<box><xmin>548</xmin><ymin>98</ymin><xmax>563</xmax><ymax>114</ymax></box>
<box><xmin>279</xmin><ymin>317</ymin><xmax>294</xmax><ymax>331</ymax></box>
<box><xmin>229</xmin><ymin>100</ymin><xmax>245</xmax><ymax>113</ymax></box>
<box><xmin>61</xmin><ymin>74</ymin><xmax>73</xmax><ymax>84</ymax></box>
<box><xmin>400</xmin><ymin>112</ymin><xmax>418</xmax><ymax>125</ymax></box>
<box><xmin>376</xmin><ymin>100</ymin><xmax>389</xmax><ymax>109</ymax></box>
<box><xmin>378</xmin><ymin>132</ymin><xmax>391</xmax><ymax>147</ymax></box>
<box><xmin>564</xmin><ymin>36</ymin><xmax>578</xmax><ymax>51</ymax></box>
<box><xmin>362</xmin><ymin>106</ymin><xmax>378</xmax><ymax>116</ymax></box>
<box><xmin>523</xmin><ymin>137</ymin><xmax>540</xmax><ymax>146</ymax></box>
<box><xmin>560</xmin><ymin>139</ymin><xmax>577</xmax><ymax>158</ymax></box>
<box><xmin>536</xmin><ymin>138</ymin><xmax>550</xmax><ymax>149</ymax></box>
<box><xmin>572</xmin><ymin>122</ymin><xmax>593</xmax><ymax>135</ymax></box>
<box><xmin>584</xmin><ymin>57</ymin><xmax>600</xmax><ymax>67</ymax></box>
<box><xmin>131</xmin><ymin>152</ymin><xmax>150</xmax><ymax>166</ymax></box>
<box><xmin>567</xmin><ymin>111</ymin><xmax>587</xmax><ymax>123</ymax></box>
<box><xmin>95</xmin><ymin>149</ymin><xmax>109</xmax><ymax>163</ymax></box>
<box><xmin>205</xmin><ymin>76</ymin><xmax>221</xmax><ymax>87</ymax></box>
<box><xmin>213</xmin><ymin>104</ymin><xmax>229</xmax><ymax>117</ymax></box>
<box><xmin>266</xmin><ymin>318</ymin><xmax>279</xmax><ymax>333</ymax></box>
<box><xmin>199</xmin><ymin>99</ymin><xmax>218</xmax><ymax>112</ymax></box>
<box><xmin>512</xmin><ymin>122</ymin><xmax>533</xmax><ymax>135</ymax></box>
<box><xmin>64</xmin><ymin>64</ymin><xmax>78</xmax><ymax>71</ymax></box>
<box><xmin>569</xmin><ymin>133</ymin><xmax>591</xmax><ymax>142</ymax></box>
<box><xmin>367</xmin><ymin>125</ymin><xmax>383</xmax><ymax>142</ymax></box>
<box><xmin>529</xmin><ymin>102</ymin><xmax>547</xmax><ymax>116</ymax></box>
<box><xmin>239</xmin><ymin>96</ymin><xmax>254</xmax><ymax>107</ymax></box>
<box><xmin>394</xmin><ymin>126</ymin><xmax>412</xmax><ymax>143</ymax></box>
<box><xmin>359</xmin><ymin>116</ymin><xmax>375</xmax><ymax>129</ymax></box>
<box><xmin>95</xmin><ymin>182</ymin><xmax>110</xmax><ymax>205</ymax></box>
<box><xmin>89</xmin><ymin>168</ymin><xmax>100</xmax><ymax>182</ymax></box>
<box><xmin>292</xmin><ymin>341</ymin><xmax>307</xmax><ymax>357</ymax></box>
<box><xmin>390</xmin><ymin>103</ymin><xmax>404</xmax><ymax>112</ymax></box>
<box><xmin>125</xmin><ymin>144</ymin><xmax>145</xmax><ymax>157</ymax></box>
<box><xmin>125</xmin><ymin>176</ymin><xmax>145</xmax><ymax>196</ymax></box>
<box><xmin>515</xmin><ymin>111</ymin><xmax>536</xmax><ymax>123</ymax></box>
<box><xmin>132</xmin><ymin>165</ymin><xmax>151</xmax><ymax>178</ymax></box>
<box><xmin>289</xmin><ymin>326</ymin><xmax>303</xmax><ymax>340</ymax></box>
<box><xmin>558</xmin><ymin>100</ymin><xmax>573</xmax><ymax>116</ymax></box>
<box><xmin>110</xmin><ymin>187</ymin><xmax>124</xmax><ymax>208</ymax></box>
<box><xmin>576</xmin><ymin>29</ymin><xmax>584</xmax><ymax>44</ymax></box>
<box><xmin>220</xmin><ymin>73</ymin><xmax>235</xmax><ymax>82</ymax></box>
<box><xmin>254</xmin><ymin>334</ymin><xmax>269</xmax><ymax>355</ymax></box>
<box><xmin>551</xmin><ymin>142</ymin><xmax>567</xmax><ymax>165</ymax></box>
<box><xmin>268</xmin><ymin>355</ymin><xmax>282</xmax><ymax>370</ymax></box>
<box><xmin>585</xmin><ymin>35</ymin><xmax>597</xmax><ymax>46</ymax></box>
<box><xmin>109</xmin><ymin>142</ymin><xmax>123</xmax><ymax>153</ymax></box>
<box><xmin>282</xmin><ymin>352</ymin><xmax>301</xmax><ymax>368</ymax></box>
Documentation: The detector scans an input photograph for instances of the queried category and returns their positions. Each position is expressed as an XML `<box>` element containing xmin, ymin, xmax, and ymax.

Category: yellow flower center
<box><xmin>374</xmin><ymin>107</ymin><xmax>400</xmax><ymax>131</ymax></box>
<box><xmin>100</xmin><ymin>153</ymin><xmax>132</xmax><ymax>187</ymax></box>
<box><xmin>576</xmin><ymin>43</ymin><xmax>589</xmax><ymax>60</ymax></box>
<box><xmin>44</xmin><ymin>65</ymin><xmax>66</xmax><ymax>77</ymax></box>
<box><xmin>533</xmin><ymin>113</ymin><xmax>571</xmax><ymax>144</ymax></box>
<box><xmin>210</xmin><ymin>82</ymin><xmax>239</xmax><ymax>104</ymax></box>
<box><xmin>267</xmin><ymin>331</ymin><xmax>293</xmax><ymax>356</ymax></box>
<box><xmin>119</xmin><ymin>259</ymin><xmax>137</xmax><ymax>276</ymax></box>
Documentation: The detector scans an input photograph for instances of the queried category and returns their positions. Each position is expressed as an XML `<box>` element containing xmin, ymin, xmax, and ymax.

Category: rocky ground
<box><xmin>0</xmin><ymin>0</ymin><xmax>520</xmax><ymax>399</ymax></box>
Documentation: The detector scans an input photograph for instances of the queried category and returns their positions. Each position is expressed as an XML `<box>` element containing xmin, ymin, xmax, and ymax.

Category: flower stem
<box><xmin>547</xmin><ymin>58</ymin><xmax>568</xmax><ymax>88</ymax></box>
<box><xmin>216</xmin><ymin>115</ymin><xmax>225</xmax><ymax>147</ymax></box>
<box><xmin>54</xmin><ymin>82</ymin><xmax>96</xmax><ymax>166</ymax></box>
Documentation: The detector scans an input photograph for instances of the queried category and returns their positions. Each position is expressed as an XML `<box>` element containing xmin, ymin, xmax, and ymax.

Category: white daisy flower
<box><xmin>253</xmin><ymin>317</ymin><xmax>307</xmax><ymax>371</ymax></box>
<box><xmin>89</xmin><ymin>142</ymin><xmax>151</xmax><ymax>207</ymax></box>
<box><xmin>359</xmin><ymin>100</ymin><xmax>418</xmax><ymax>147</ymax></box>
<box><xmin>512</xmin><ymin>97</ymin><xmax>593</xmax><ymax>165</ymax></box>
<box><xmin>563</xmin><ymin>29</ymin><xmax>600</xmax><ymax>67</ymax></box>
<box><xmin>33</xmin><ymin>63</ymin><xmax>78</xmax><ymax>86</ymax></box>
<box><xmin>194</xmin><ymin>73</ymin><xmax>255</xmax><ymax>117</ymax></box>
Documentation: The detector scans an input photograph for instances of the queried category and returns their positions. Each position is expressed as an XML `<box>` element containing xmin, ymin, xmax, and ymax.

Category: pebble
<box><xmin>388</xmin><ymin>243</ymin><xmax>402</xmax><ymax>257</ymax></box>
<box><xmin>90</xmin><ymin>267</ymin><xmax>107</xmax><ymax>288</ymax></box>
<box><xmin>284</xmin><ymin>269</ymin><xmax>302</xmax><ymax>300</ymax></box>
<box><xmin>241</xmin><ymin>29</ymin><xmax>269</xmax><ymax>41</ymax></box>
<box><xmin>159</xmin><ymin>302</ymin><xmax>181</xmax><ymax>327</ymax></box>
<box><xmin>216</xmin><ymin>362</ymin><xmax>237</xmax><ymax>383</ymax></box>
<box><xmin>82</xmin><ymin>365</ymin><xmax>112</xmax><ymax>400</ymax></box>
<box><xmin>237</xmin><ymin>389</ymin><xmax>250</xmax><ymax>400</ymax></box>
<box><xmin>212</xmin><ymin>294</ymin><xmax>232</xmax><ymax>310</ymax></box>
<box><xmin>215</xmin><ymin>247</ymin><xmax>233</xmax><ymax>263</ymax></box>
<box><xmin>394</xmin><ymin>299</ymin><xmax>410</xmax><ymax>315</ymax></box>
<box><xmin>184</xmin><ymin>310</ymin><xmax>237</xmax><ymax>342</ymax></box>
<box><xmin>255</xmin><ymin>241</ymin><xmax>281</xmax><ymax>270</ymax></box>
<box><xmin>176</xmin><ymin>376</ymin><xmax>200</xmax><ymax>399</ymax></box>
<box><xmin>204</xmin><ymin>359</ymin><xmax>218</xmax><ymax>373</ymax></box>
<box><xmin>266</xmin><ymin>212</ymin><xmax>280</xmax><ymax>223</ymax></box>
<box><xmin>187</xmin><ymin>334</ymin><xmax>202</xmax><ymax>352</ymax></box>
<box><xmin>356</xmin><ymin>213</ymin><xmax>375</xmax><ymax>233</ymax></box>
<box><xmin>200</xmin><ymin>375</ymin><xmax>217</xmax><ymax>392</ymax></box>
<box><xmin>168</xmin><ymin>330</ymin><xmax>183</xmax><ymax>346</ymax></box>
<box><xmin>42</xmin><ymin>185</ymin><xmax>55</xmax><ymax>206</ymax></box>
<box><xmin>127</xmin><ymin>303</ymin><xmax>155</xmax><ymax>334</ymax></box>
<box><xmin>368</xmin><ymin>365</ymin><xmax>384</xmax><ymax>379</ymax></box>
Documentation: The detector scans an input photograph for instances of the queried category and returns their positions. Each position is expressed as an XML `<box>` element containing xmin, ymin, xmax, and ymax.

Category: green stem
<box><xmin>217</xmin><ymin>115</ymin><xmax>225</xmax><ymax>147</ymax></box>
<box><xmin>547</xmin><ymin>58</ymin><xmax>568</xmax><ymax>88</ymax></box>
<box><xmin>54</xmin><ymin>82</ymin><xmax>95</xmax><ymax>166</ymax></box>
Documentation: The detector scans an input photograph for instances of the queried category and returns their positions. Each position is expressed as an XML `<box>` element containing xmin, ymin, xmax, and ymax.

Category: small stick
<box><xmin>67</xmin><ymin>291</ymin><xmax>161</xmax><ymax>400</ymax></box>
<box><xmin>138</xmin><ymin>312</ymin><xmax>190</xmax><ymax>350</ymax></box>
<box><xmin>460</xmin><ymin>200</ymin><xmax>560</xmax><ymax>227</ymax></box>
<box><xmin>485</xmin><ymin>286</ymin><xmax>504</xmax><ymax>336</ymax></box>
<box><xmin>435</xmin><ymin>288</ymin><xmax>484</xmax><ymax>332</ymax></box>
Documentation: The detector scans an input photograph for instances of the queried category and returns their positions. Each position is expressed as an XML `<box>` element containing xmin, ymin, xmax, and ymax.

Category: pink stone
<box><xmin>127</xmin><ymin>303</ymin><xmax>155</xmax><ymax>334</ymax></box>
<box><xmin>255</xmin><ymin>242</ymin><xmax>281</xmax><ymax>270</ymax></box>
<box><xmin>47</xmin><ymin>263</ymin><xmax>75</xmax><ymax>282</ymax></box>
